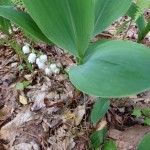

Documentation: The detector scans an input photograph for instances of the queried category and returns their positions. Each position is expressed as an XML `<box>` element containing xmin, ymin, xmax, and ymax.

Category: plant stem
<box><xmin>8</xmin><ymin>24</ymin><xmax>32</xmax><ymax>71</ymax></box>
<box><xmin>77</xmin><ymin>57</ymin><xmax>83</xmax><ymax>65</ymax></box>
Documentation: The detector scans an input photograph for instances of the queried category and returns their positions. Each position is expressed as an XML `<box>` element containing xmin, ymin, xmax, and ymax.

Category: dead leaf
<box><xmin>10</xmin><ymin>142</ymin><xmax>40</xmax><ymax>150</ymax></box>
<box><xmin>19</xmin><ymin>95</ymin><xmax>28</xmax><ymax>105</ymax></box>
<box><xmin>30</xmin><ymin>92</ymin><xmax>46</xmax><ymax>111</ymax></box>
<box><xmin>63</xmin><ymin>136</ymin><xmax>75</xmax><ymax>150</ymax></box>
<box><xmin>48</xmin><ymin>127</ymin><xmax>75</xmax><ymax>150</ymax></box>
<box><xmin>0</xmin><ymin>106</ymin><xmax>35</xmax><ymax>146</ymax></box>
<box><xmin>0</xmin><ymin>106</ymin><xmax>12</xmax><ymax>121</ymax></box>
<box><xmin>64</xmin><ymin>113</ymin><xmax>76</xmax><ymax>120</ymax></box>
<box><xmin>74</xmin><ymin>105</ymin><xmax>85</xmax><ymax>126</ymax></box>
<box><xmin>96</xmin><ymin>119</ymin><xmax>107</xmax><ymax>131</ymax></box>
<box><xmin>10</xmin><ymin>143</ymin><xmax>32</xmax><ymax>150</ymax></box>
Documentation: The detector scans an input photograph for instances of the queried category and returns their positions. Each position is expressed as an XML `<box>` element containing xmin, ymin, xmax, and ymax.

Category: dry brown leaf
<box><xmin>48</xmin><ymin>127</ymin><xmax>75</xmax><ymax>150</ymax></box>
<box><xmin>10</xmin><ymin>143</ymin><xmax>32</xmax><ymax>150</ymax></box>
<box><xmin>0</xmin><ymin>106</ymin><xmax>12</xmax><ymax>120</ymax></box>
<box><xmin>74</xmin><ymin>105</ymin><xmax>85</xmax><ymax>126</ymax></box>
<box><xmin>19</xmin><ymin>95</ymin><xmax>28</xmax><ymax>105</ymax></box>
<box><xmin>10</xmin><ymin>142</ymin><xmax>40</xmax><ymax>150</ymax></box>
<box><xmin>0</xmin><ymin>106</ymin><xmax>35</xmax><ymax>146</ymax></box>
<box><xmin>96</xmin><ymin>119</ymin><xmax>107</xmax><ymax>131</ymax></box>
<box><xmin>31</xmin><ymin>91</ymin><xmax>46</xmax><ymax>111</ymax></box>
<box><xmin>63</xmin><ymin>136</ymin><xmax>75</xmax><ymax>150</ymax></box>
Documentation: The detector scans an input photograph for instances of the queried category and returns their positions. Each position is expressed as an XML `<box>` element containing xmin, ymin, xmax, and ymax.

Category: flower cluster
<box><xmin>22</xmin><ymin>44</ymin><xmax>60</xmax><ymax>75</ymax></box>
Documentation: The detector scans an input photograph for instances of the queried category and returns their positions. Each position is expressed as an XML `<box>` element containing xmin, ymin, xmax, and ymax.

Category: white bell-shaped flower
<box><xmin>28</xmin><ymin>53</ymin><xmax>36</xmax><ymax>63</ymax></box>
<box><xmin>39</xmin><ymin>54</ymin><xmax>47</xmax><ymax>63</ymax></box>
<box><xmin>36</xmin><ymin>58</ymin><xmax>40</xmax><ymax>65</ymax></box>
<box><xmin>22</xmin><ymin>45</ymin><xmax>30</xmax><ymax>54</ymax></box>
<box><xmin>45</xmin><ymin>68</ymin><xmax>52</xmax><ymax>75</ymax></box>
<box><xmin>37</xmin><ymin>61</ymin><xmax>45</xmax><ymax>70</ymax></box>
<box><xmin>50</xmin><ymin>63</ymin><xmax>57</xmax><ymax>72</ymax></box>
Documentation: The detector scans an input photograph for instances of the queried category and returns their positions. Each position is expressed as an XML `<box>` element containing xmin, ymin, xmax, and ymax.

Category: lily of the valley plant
<box><xmin>1</xmin><ymin>0</ymin><xmax>150</xmax><ymax>98</ymax></box>
<box><xmin>22</xmin><ymin>44</ymin><xmax>59</xmax><ymax>75</ymax></box>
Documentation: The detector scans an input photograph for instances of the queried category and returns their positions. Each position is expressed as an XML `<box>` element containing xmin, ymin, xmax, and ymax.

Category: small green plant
<box><xmin>132</xmin><ymin>108</ymin><xmax>150</xmax><ymax>125</ymax></box>
<box><xmin>127</xmin><ymin>1</ymin><xmax>150</xmax><ymax>43</ymax></box>
<box><xmin>16</xmin><ymin>81</ymin><xmax>30</xmax><ymax>90</ymax></box>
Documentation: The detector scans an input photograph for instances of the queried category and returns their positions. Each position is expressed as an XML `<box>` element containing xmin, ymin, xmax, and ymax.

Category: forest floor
<box><xmin>0</xmin><ymin>11</ymin><xmax>150</xmax><ymax>150</ymax></box>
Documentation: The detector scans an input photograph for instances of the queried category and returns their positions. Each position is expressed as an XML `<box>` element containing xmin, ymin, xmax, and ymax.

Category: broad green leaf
<box><xmin>102</xmin><ymin>140</ymin><xmax>118</xmax><ymax>150</ymax></box>
<box><xmin>69</xmin><ymin>40</ymin><xmax>150</xmax><ymax>97</ymax></box>
<box><xmin>0</xmin><ymin>14</ymin><xmax>10</xmax><ymax>34</ymax></box>
<box><xmin>0</xmin><ymin>6</ymin><xmax>52</xmax><ymax>44</ymax></box>
<box><xmin>0</xmin><ymin>0</ymin><xmax>11</xmax><ymax>35</ymax></box>
<box><xmin>137</xmin><ymin>132</ymin><xmax>150</xmax><ymax>150</ymax></box>
<box><xmin>23</xmin><ymin>0</ymin><xmax>94</xmax><ymax>57</ymax></box>
<box><xmin>0</xmin><ymin>0</ymin><xmax>11</xmax><ymax>5</ymax></box>
<box><xmin>90</xmin><ymin>128</ymin><xmax>107</xmax><ymax>149</ymax></box>
<box><xmin>91</xmin><ymin>98</ymin><xmax>110</xmax><ymax>124</ymax></box>
<box><xmin>93</xmin><ymin>0</ymin><xmax>132</xmax><ymax>37</ymax></box>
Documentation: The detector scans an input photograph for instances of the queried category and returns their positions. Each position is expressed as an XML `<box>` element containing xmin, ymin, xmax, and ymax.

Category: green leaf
<box><xmin>102</xmin><ymin>140</ymin><xmax>118</xmax><ymax>150</ymax></box>
<box><xmin>23</xmin><ymin>0</ymin><xmax>94</xmax><ymax>57</ymax></box>
<box><xmin>91</xmin><ymin>98</ymin><xmax>110</xmax><ymax>124</ymax></box>
<box><xmin>0</xmin><ymin>0</ymin><xmax>11</xmax><ymax>5</ymax></box>
<box><xmin>16</xmin><ymin>81</ymin><xmax>30</xmax><ymax>90</ymax></box>
<box><xmin>144</xmin><ymin>117</ymin><xmax>150</xmax><ymax>125</ymax></box>
<box><xmin>0</xmin><ymin>0</ymin><xmax>11</xmax><ymax>35</ymax></box>
<box><xmin>18</xmin><ymin>64</ymin><xmax>26</xmax><ymax>70</ymax></box>
<box><xmin>69</xmin><ymin>40</ymin><xmax>150</xmax><ymax>97</ymax></box>
<box><xmin>137</xmin><ymin>132</ymin><xmax>150</xmax><ymax>150</ymax></box>
<box><xmin>93</xmin><ymin>0</ymin><xmax>132</xmax><ymax>37</ymax></box>
<box><xmin>22</xmin><ymin>81</ymin><xmax>30</xmax><ymax>87</ymax></box>
<box><xmin>0</xmin><ymin>14</ymin><xmax>10</xmax><ymax>34</ymax></box>
<box><xmin>0</xmin><ymin>6</ymin><xmax>52</xmax><ymax>44</ymax></box>
<box><xmin>16</xmin><ymin>83</ymin><xmax>24</xmax><ymax>90</ymax></box>
<box><xmin>131</xmin><ymin>108</ymin><xmax>142</xmax><ymax>118</ymax></box>
<box><xmin>90</xmin><ymin>128</ymin><xmax>107</xmax><ymax>149</ymax></box>
<box><xmin>142</xmin><ymin>109</ymin><xmax>150</xmax><ymax>116</ymax></box>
